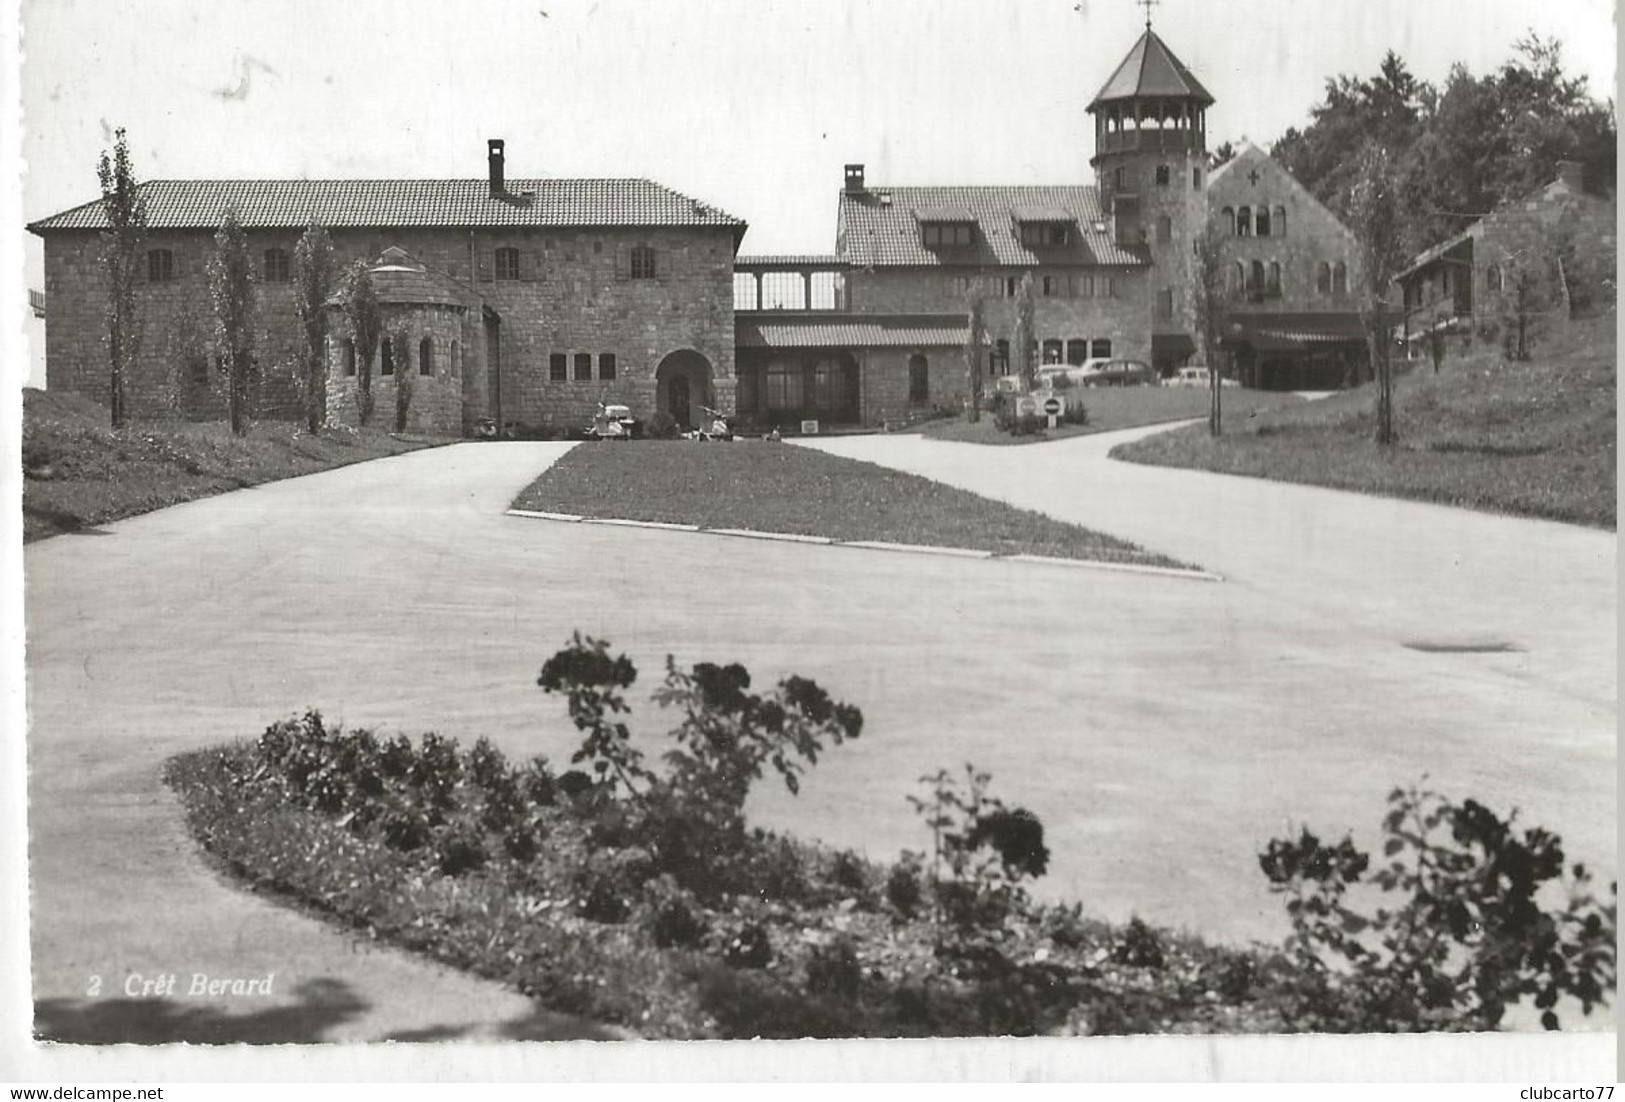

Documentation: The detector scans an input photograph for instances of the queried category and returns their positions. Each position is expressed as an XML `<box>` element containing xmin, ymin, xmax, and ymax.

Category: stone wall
<box><xmin>1470</xmin><ymin>184</ymin><xmax>1616</xmax><ymax>323</ymax></box>
<box><xmin>1098</xmin><ymin>146</ymin><xmax>1208</xmax><ymax>348</ymax></box>
<box><xmin>1206</xmin><ymin>146</ymin><xmax>1364</xmax><ymax>314</ymax></box>
<box><xmin>38</xmin><ymin>222</ymin><xmax>738</xmax><ymax>434</ymax></box>
<box><xmin>326</xmin><ymin>302</ymin><xmax>466</xmax><ymax>435</ymax></box>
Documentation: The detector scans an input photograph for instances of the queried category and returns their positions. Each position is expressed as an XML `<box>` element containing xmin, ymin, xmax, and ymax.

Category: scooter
<box><xmin>695</xmin><ymin>405</ymin><xmax>733</xmax><ymax>442</ymax></box>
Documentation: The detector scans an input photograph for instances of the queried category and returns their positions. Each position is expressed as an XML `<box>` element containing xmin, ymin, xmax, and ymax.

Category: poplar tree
<box><xmin>1012</xmin><ymin>273</ymin><xmax>1036</xmax><ymax>392</ymax></box>
<box><xmin>96</xmin><ymin>128</ymin><xmax>147</xmax><ymax>428</ymax></box>
<box><xmin>341</xmin><ymin>261</ymin><xmax>382</xmax><ymax>426</ymax></box>
<box><xmin>292</xmin><ymin>222</ymin><xmax>337</xmax><ymax>433</ymax></box>
<box><xmin>207</xmin><ymin>209</ymin><xmax>257</xmax><ymax>436</ymax></box>
<box><xmin>963</xmin><ymin>293</ymin><xmax>986</xmax><ymax>423</ymax></box>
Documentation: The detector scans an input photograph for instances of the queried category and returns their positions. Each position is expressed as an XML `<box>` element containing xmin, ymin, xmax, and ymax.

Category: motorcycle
<box><xmin>686</xmin><ymin>405</ymin><xmax>733</xmax><ymax>442</ymax></box>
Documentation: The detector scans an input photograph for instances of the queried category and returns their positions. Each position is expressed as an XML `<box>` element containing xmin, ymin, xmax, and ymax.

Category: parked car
<box><xmin>1082</xmin><ymin>358</ymin><xmax>1157</xmax><ymax>387</ymax></box>
<box><xmin>1164</xmin><ymin>366</ymin><xmax>1239</xmax><ymax>388</ymax></box>
<box><xmin>1035</xmin><ymin>358</ymin><xmax>1112</xmax><ymax>388</ymax></box>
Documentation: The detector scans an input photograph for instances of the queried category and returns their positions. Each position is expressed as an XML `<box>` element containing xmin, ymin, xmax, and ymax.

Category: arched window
<box><xmin>1255</xmin><ymin>207</ymin><xmax>1272</xmax><ymax>237</ymax></box>
<box><xmin>1090</xmin><ymin>338</ymin><xmax>1112</xmax><ymax>359</ymax></box>
<box><xmin>1232</xmin><ymin>261</ymin><xmax>1246</xmax><ymax>298</ymax></box>
<box><xmin>147</xmin><ymin>248</ymin><xmax>176</xmax><ymax>282</ymax></box>
<box><xmin>343</xmin><ymin>339</ymin><xmax>356</xmax><ymax>377</ymax></box>
<box><xmin>1113</xmin><ymin>166</ymin><xmax>1127</xmax><ymax>191</ymax></box>
<box><xmin>1250</xmin><ymin>260</ymin><xmax>1266</xmax><ymax>296</ymax></box>
<box><xmin>1222</xmin><ymin>206</ymin><xmax>1235</xmax><ymax>235</ymax></box>
<box><xmin>1193</xmin><ymin>166</ymin><xmax>1203</xmax><ymax>189</ymax></box>
<box><xmin>1156</xmin><ymin>287</ymin><xmax>1174</xmax><ymax>320</ymax></box>
<box><xmin>494</xmin><ymin>246</ymin><xmax>521</xmax><ymax>281</ymax></box>
<box><xmin>993</xmin><ymin>339</ymin><xmax>1010</xmax><ymax>375</ymax></box>
<box><xmin>1487</xmin><ymin>263</ymin><xmax>1503</xmax><ymax>292</ymax></box>
<box><xmin>1041</xmin><ymin>339</ymin><xmax>1063</xmax><ymax>365</ymax></box>
<box><xmin>1316</xmin><ymin>262</ymin><xmax>1332</xmax><ymax>295</ymax></box>
<box><xmin>1237</xmin><ymin>207</ymin><xmax>1253</xmax><ymax>236</ymax></box>
<box><xmin>1066</xmin><ymin>339</ymin><xmax>1089</xmax><ymax>366</ymax></box>
<box><xmin>908</xmin><ymin>353</ymin><xmax>929</xmax><ymax>402</ymax></box>
<box><xmin>1156</xmin><ymin>214</ymin><xmax>1172</xmax><ymax>244</ymax></box>
<box><xmin>1274</xmin><ymin>206</ymin><xmax>1286</xmax><ymax>237</ymax></box>
<box><xmin>419</xmin><ymin>337</ymin><xmax>433</xmax><ymax>376</ymax></box>
<box><xmin>1267</xmin><ymin>261</ymin><xmax>1282</xmax><ymax>296</ymax></box>
<box><xmin>262</xmin><ymin>248</ymin><xmax>291</xmax><ymax>282</ymax></box>
<box><xmin>380</xmin><ymin>337</ymin><xmax>395</xmax><ymax>376</ymax></box>
<box><xmin>1332</xmin><ymin>261</ymin><xmax>1348</xmax><ymax>294</ymax></box>
<box><xmin>1155</xmin><ymin>164</ymin><xmax>1171</xmax><ymax>186</ymax></box>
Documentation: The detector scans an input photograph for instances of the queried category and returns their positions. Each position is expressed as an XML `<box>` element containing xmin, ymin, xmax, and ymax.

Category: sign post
<box><xmin>1041</xmin><ymin>393</ymin><xmax>1063</xmax><ymax>430</ymax></box>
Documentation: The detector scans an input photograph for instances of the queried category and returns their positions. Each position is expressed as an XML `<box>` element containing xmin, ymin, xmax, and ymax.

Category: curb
<box><xmin>504</xmin><ymin>509</ymin><xmax>1220</xmax><ymax>582</ymax></box>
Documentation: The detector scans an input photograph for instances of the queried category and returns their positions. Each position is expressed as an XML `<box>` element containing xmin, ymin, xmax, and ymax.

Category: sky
<box><xmin>6</xmin><ymin>0</ymin><xmax>1618</xmax><ymax>389</ymax></box>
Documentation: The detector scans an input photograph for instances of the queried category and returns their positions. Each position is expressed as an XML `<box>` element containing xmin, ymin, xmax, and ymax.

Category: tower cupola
<box><xmin>1087</xmin><ymin>27</ymin><xmax>1212</xmax><ymax>169</ymax></box>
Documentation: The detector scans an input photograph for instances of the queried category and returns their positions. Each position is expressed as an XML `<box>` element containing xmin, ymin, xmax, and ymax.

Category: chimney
<box><xmin>1556</xmin><ymin>159</ymin><xmax>1584</xmax><ymax>192</ymax></box>
<box><xmin>488</xmin><ymin>139</ymin><xmax>506</xmax><ymax>197</ymax></box>
<box><xmin>844</xmin><ymin>163</ymin><xmax>865</xmax><ymax>194</ymax></box>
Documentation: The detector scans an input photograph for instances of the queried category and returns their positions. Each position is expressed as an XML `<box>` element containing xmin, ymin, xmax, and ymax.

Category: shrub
<box><xmin>647</xmin><ymin>411</ymin><xmax>680</xmax><ymax>439</ymax></box>
<box><xmin>806</xmin><ymin>937</ymin><xmax>862</xmax><ymax>999</ymax></box>
<box><xmin>908</xmin><ymin>764</ymin><xmax>1049</xmax><ymax>931</ymax></box>
<box><xmin>886</xmin><ymin>851</ymin><xmax>926</xmax><ymax>918</ymax></box>
<box><xmin>1259</xmin><ymin>781</ymin><xmax>1617</xmax><ymax>1031</ymax></box>
<box><xmin>994</xmin><ymin>409</ymin><xmax>1045</xmax><ymax>437</ymax></box>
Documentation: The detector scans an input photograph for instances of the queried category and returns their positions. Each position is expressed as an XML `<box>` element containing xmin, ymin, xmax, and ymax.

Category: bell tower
<box><xmin>1087</xmin><ymin>16</ymin><xmax>1213</xmax><ymax>369</ymax></box>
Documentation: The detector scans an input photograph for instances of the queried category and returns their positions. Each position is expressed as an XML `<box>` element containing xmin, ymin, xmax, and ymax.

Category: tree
<box><xmin>292</xmin><ymin>222</ymin><xmax>337</xmax><ymax>433</ymax></box>
<box><xmin>1347</xmin><ymin>146</ymin><xmax>1408</xmax><ymax>445</ymax></box>
<box><xmin>96</xmin><ymin>127</ymin><xmax>147</xmax><ymax>429</ymax></box>
<box><xmin>1011</xmin><ymin>273</ymin><xmax>1036</xmax><ymax>392</ymax></box>
<box><xmin>341</xmin><ymin>261</ymin><xmax>382</xmax><ymax>426</ymax></box>
<box><xmin>963</xmin><ymin>293</ymin><xmax>986</xmax><ymax>423</ymax></box>
<box><xmin>391</xmin><ymin>324</ymin><xmax>415</xmax><ymax>433</ymax></box>
<box><xmin>1498</xmin><ymin>244</ymin><xmax>1560</xmax><ymax>361</ymax></box>
<box><xmin>1191</xmin><ymin>222</ymin><xmax>1229</xmax><ymax>436</ymax></box>
<box><xmin>206</xmin><ymin>209</ymin><xmax>257</xmax><ymax>436</ymax></box>
<box><xmin>1209</xmin><ymin>140</ymin><xmax>1238</xmax><ymax>170</ymax></box>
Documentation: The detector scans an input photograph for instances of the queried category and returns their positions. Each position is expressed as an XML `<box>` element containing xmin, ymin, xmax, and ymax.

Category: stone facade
<box><xmin>1206</xmin><ymin>143</ymin><xmax>1364</xmax><ymax>316</ymax></box>
<box><xmin>1398</xmin><ymin>163</ymin><xmax>1617</xmax><ymax>330</ymax></box>
<box><xmin>30</xmin><ymin>161</ymin><xmax>744</xmax><ymax>435</ymax></box>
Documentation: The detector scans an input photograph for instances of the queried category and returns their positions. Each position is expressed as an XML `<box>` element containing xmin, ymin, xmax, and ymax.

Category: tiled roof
<box><xmin>734</xmin><ymin>254</ymin><xmax>845</xmax><ymax>268</ymax></box>
<box><xmin>837</xmin><ymin>185</ymin><xmax>1143</xmax><ymax>268</ymax></box>
<box><xmin>736</xmin><ymin>314</ymin><xmax>968</xmax><ymax>349</ymax></box>
<box><xmin>1010</xmin><ymin>204</ymin><xmax>1073</xmax><ymax>222</ymax></box>
<box><xmin>28</xmin><ymin>178</ymin><xmax>746</xmax><ymax>233</ymax></box>
<box><xmin>913</xmin><ymin>205</ymin><xmax>975</xmax><ymax>222</ymax></box>
<box><xmin>1089</xmin><ymin>29</ymin><xmax>1215</xmax><ymax>109</ymax></box>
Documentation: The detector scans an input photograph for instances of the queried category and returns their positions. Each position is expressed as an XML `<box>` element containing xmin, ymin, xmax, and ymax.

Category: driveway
<box><xmin>21</xmin><ymin>433</ymin><xmax>1616</xmax><ymax>1044</ymax></box>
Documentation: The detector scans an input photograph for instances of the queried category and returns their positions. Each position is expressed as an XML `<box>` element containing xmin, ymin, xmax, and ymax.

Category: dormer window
<box><xmin>921</xmin><ymin>223</ymin><xmax>973</xmax><ymax>247</ymax></box>
<box><xmin>1018</xmin><ymin>223</ymin><xmax>1071</xmax><ymax>247</ymax></box>
<box><xmin>1013</xmin><ymin>205</ymin><xmax>1075</xmax><ymax>249</ymax></box>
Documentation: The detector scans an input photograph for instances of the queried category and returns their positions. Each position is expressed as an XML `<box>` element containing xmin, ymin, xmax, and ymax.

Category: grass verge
<box><xmin>920</xmin><ymin>387</ymin><xmax>1307</xmax><ymax>446</ymax></box>
<box><xmin>1110</xmin><ymin>316</ymin><xmax>1616</xmax><ymax>528</ymax></box>
<box><xmin>513</xmin><ymin>439</ymin><xmax>1183</xmax><ymax>568</ymax></box>
<box><xmin>22</xmin><ymin>389</ymin><xmax>454</xmax><ymax>541</ymax></box>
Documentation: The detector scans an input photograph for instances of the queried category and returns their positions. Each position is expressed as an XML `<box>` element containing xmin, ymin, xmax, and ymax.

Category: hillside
<box><xmin>1112</xmin><ymin>315</ymin><xmax>1616</xmax><ymax>528</ymax></box>
<box><xmin>21</xmin><ymin>392</ymin><xmax>451</xmax><ymax>542</ymax></box>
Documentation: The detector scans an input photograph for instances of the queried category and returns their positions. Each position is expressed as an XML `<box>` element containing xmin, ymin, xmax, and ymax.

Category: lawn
<box><xmin>1111</xmin><ymin>316</ymin><xmax>1617</xmax><ymax>528</ymax></box>
<box><xmin>512</xmin><ymin>439</ymin><xmax>1183</xmax><ymax>567</ymax></box>
<box><xmin>919</xmin><ymin>386</ymin><xmax>1307</xmax><ymax>446</ymax></box>
<box><xmin>21</xmin><ymin>389</ymin><xmax>453</xmax><ymax>541</ymax></box>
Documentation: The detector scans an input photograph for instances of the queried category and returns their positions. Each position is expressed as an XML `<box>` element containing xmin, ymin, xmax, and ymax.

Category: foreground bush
<box><xmin>164</xmin><ymin>638</ymin><xmax>1615</xmax><ymax>1038</ymax></box>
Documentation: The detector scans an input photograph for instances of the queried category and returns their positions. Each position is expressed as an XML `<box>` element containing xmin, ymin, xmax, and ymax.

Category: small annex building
<box><xmin>1395</xmin><ymin>160</ymin><xmax>1616</xmax><ymax>346</ymax></box>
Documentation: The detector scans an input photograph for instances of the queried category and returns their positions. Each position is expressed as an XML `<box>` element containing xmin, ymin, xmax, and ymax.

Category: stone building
<box><xmin>1395</xmin><ymin>161</ymin><xmax>1616</xmax><ymax>345</ymax></box>
<box><xmin>1205</xmin><ymin>142</ymin><xmax>1367</xmax><ymax>390</ymax></box>
<box><xmin>27</xmin><ymin>140</ymin><xmax>746</xmax><ymax>434</ymax></box>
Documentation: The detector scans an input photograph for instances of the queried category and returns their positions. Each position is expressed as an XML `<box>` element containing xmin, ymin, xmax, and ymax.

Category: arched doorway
<box><xmin>655</xmin><ymin>349</ymin><xmax>714</xmax><ymax>430</ymax></box>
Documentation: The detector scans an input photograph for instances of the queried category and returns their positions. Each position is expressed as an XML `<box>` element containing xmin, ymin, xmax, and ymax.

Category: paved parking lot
<box><xmin>20</xmin><ymin>432</ymin><xmax>1616</xmax><ymax>1043</ymax></box>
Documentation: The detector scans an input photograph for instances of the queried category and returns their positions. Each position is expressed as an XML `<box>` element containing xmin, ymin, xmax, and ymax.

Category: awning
<box><xmin>1220</xmin><ymin>313</ymin><xmax>1368</xmax><ymax>352</ymax></box>
<box><xmin>1011</xmin><ymin>204</ymin><xmax>1074</xmax><ymax>223</ymax></box>
<box><xmin>912</xmin><ymin>205</ymin><xmax>975</xmax><ymax>223</ymax></box>
<box><xmin>736</xmin><ymin>314</ymin><xmax>967</xmax><ymax>350</ymax></box>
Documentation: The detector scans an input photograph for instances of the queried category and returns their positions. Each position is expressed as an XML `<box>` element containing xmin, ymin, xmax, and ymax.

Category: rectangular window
<box><xmin>765</xmin><ymin>365</ymin><xmax>803</xmax><ymax>410</ymax></box>
<box><xmin>599</xmin><ymin>353</ymin><xmax>616</xmax><ymax>380</ymax></box>
<box><xmin>814</xmin><ymin>361</ymin><xmax>848</xmax><ymax>410</ymax></box>
<box><xmin>1005</xmin><ymin>276</ymin><xmax>1018</xmax><ymax>298</ymax></box>
<box><xmin>630</xmin><ymin>246</ymin><xmax>656</xmax><ymax>279</ymax></box>
<box><xmin>147</xmin><ymin>249</ymin><xmax>175</xmax><ymax>282</ymax></box>
<box><xmin>1156</xmin><ymin>288</ymin><xmax>1174</xmax><ymax>321</ymax></box>
<box><xmin>262</xmin><ymin>249</ymin><xmax>290</xmax><ymax>283</ymax></box>
<box><xmin>495</xmin><ymin>247</ymin><xmax>521</xmax><ymax>281</ymax></box>
<box><xmin>1066</xmin><ymin>339</ymin><xmax>1088</xmax><ymax>366</ymax></box>
<box><xmin>1102</xmin><ymin>276</ymin><xmax>1117</xmax><ymax>298</ymax></box>
<box><xmin>1073</xmin><ymin>274</ymin><xmax>1093</xmax><ymax>298</ymax></box>
<box><xmin>1041</xmin><ymin>339</ymin><xmax>1063</xmax><ymax>364</ymax></box>
<box><xmin>1042</xmin><ymin>275</ymin><xmax>1057</xmax><ymax>297</ymax></box>
<box><xmin>574</xmin><ymin>353</ymin><xmax>592</xmax><ymax>381</ymax></box>
<box><xmin>550</xmin><ymin>353</ymin><xmax>568</xmax><ymax>381</ymax></box>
